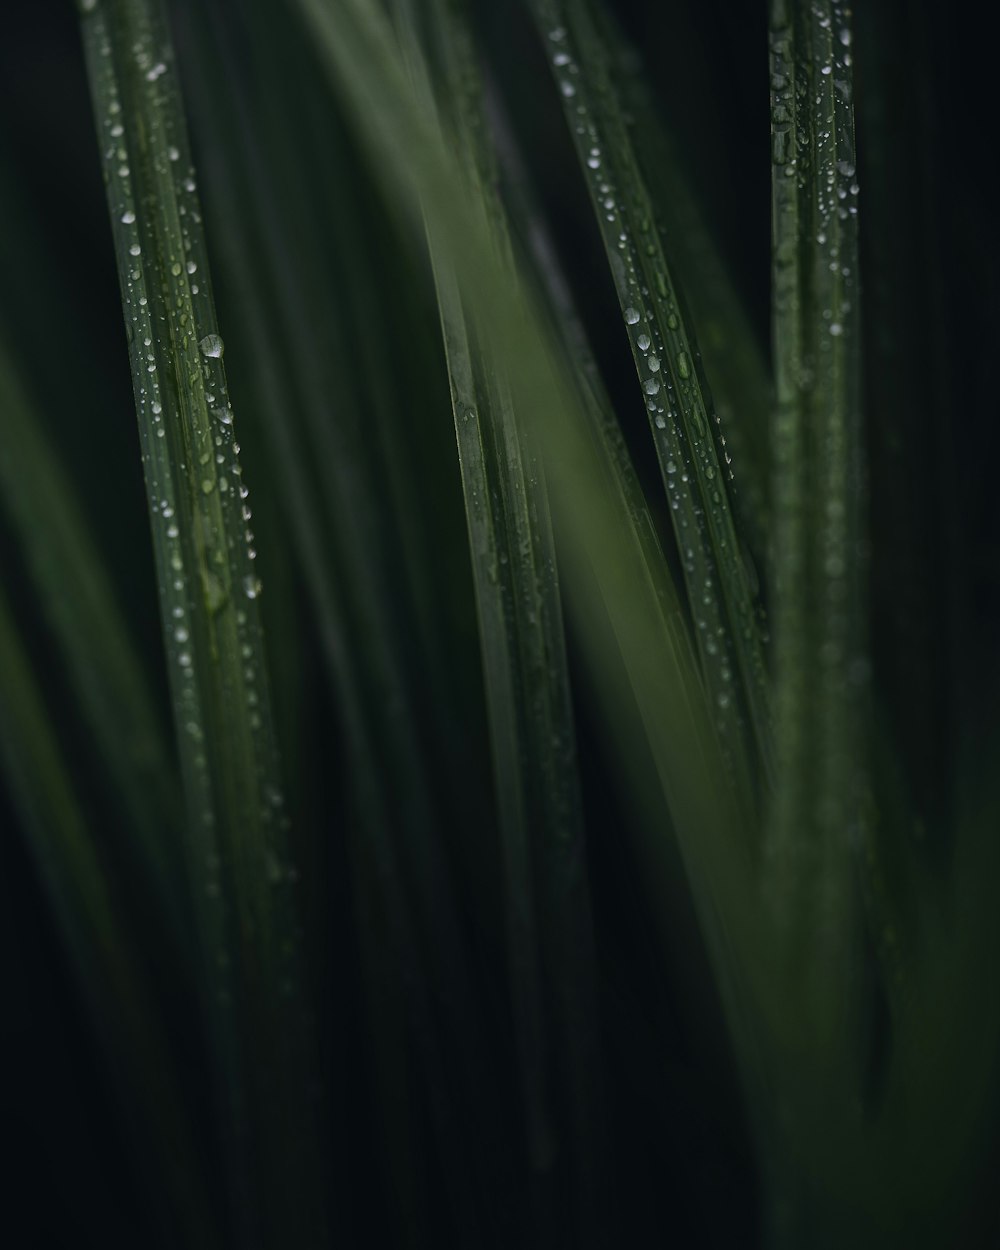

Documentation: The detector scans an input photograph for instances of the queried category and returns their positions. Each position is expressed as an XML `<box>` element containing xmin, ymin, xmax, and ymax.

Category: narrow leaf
<box><xmin>766</xmin><ymin>0</ymin><xmax>865</xmax><ymax>1037</ymax></box>
<box><xmin>529</xmin><ymin>0</ymin><xmax>774</xmax><ymax>816</ymax></box>
<box><xmin>77</xmin><ymin>2</ymin><xmax>325</xmax><ymax>1243</ymax></box>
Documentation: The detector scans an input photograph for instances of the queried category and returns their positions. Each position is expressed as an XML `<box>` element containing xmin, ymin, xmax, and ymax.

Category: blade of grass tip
<box><xmin>527</xmin><ymin>0</ymin><xmax>774</xmax><ymax>821</ymax></box>
<box><xmin>293</xmin><ymin>0</ymin><xmax>774</xmax><ymax>1129</ymax></box>
<box><xmin>0</xmin><ymin>585</ymin><xmax>217</xmax><ymax>1250</ymax></box>
<box><xmin>175</xmin><ymin>8</ymin><xmax>491</xmax><ymax>1235</ymax></box>
<box><xmin>403</xmin><ymin>3</ymin><xmax>606</xmax><ymax>1236</ymax></box>
<box><xmin>76</xmin><ymin>3</ymin><xmax>325</xmax><ymax>1245</ymax></box>
<box><xmin>589</xmin><ymin>0</ymin><xmax>773</xmax><ymax>561</ymax></box>
<box><xmin>0</xmin><ymin>336</ymin><xmax>187</xmax><ymax>946</ymax></box>
<box><xmin>766</xmin><ymin>0</ymin><xmax>866</xmax><ymax>1046</ymax></box>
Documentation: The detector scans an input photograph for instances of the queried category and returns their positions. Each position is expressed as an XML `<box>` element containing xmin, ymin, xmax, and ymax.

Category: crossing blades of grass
<box><xmin>766</xmin><ymin>0</ymin><xmax>866</xmax><ymax>1039</ymax></box>
<box><xmin>294</xmin><ymin>0</ymin><xmax>775</xmax><ymax>1133</ymax></box>
<box><xmin>77</xmin><ymin>2</ymin><xmax>325</xmax><ymax>1245</ymax></box>
<box><xmin>528</xmin><ymin>0</ymin><xmax>774</xmax><ymax>820</ymax></box>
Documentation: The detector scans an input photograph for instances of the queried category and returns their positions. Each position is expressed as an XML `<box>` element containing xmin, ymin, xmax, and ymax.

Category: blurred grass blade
<box><xmin>294</xmin><ymin>0</ymin><xmax>773</xmax><ymax>1119</ymax></box>
<box><xmin>77</xmin><ymin>2</ymin><xmax>325</xmax><ymax>1244</ymax></box>
<box><xmin>399</xmin><ymin>0</ymin><xmax>604</xmax><ymax>1232</ymax></box>
<box><xmin>590</xmin><ymin>1</ymin><xmax>773</xmax><ymax>555</ymax></box>
<box><xmin>0</xmin><ymin>584</ymin><xmax>216</xmax><ymax>1250</ymax></box>
<box><xmin>766</xmin><ymin>0</ymin><xmax>866</xmax><ymax>1034</ymax></box>
<box><xmin>528</xmin><ymin>0</ymin><xmax>773</xmax><ymax>815</ymax></box>
<box><xmin>0</xmin><ymin>335</ymin><xmax>185</xmax><ymax>936</ymax></box>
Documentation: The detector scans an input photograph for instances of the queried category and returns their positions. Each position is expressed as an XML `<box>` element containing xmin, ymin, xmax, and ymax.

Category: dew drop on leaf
<box><xmin>199</xmin><ymin>333</ymin><xmax>224</xmax><ymax>358</ymax></box>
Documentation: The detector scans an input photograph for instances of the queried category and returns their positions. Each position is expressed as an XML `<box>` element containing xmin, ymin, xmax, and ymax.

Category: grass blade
<box><xmin>394</xmin><ymin>2</ymin><xmax>604</xmax><ymax>1236</ymax></box>
<box><xmin>77</xmin><ymin>2</ymin><xmax>325</xmax><ymax>1243</ymax></box>
<box><xmin>528</xmin><ymin>0</ymin><xmax>773</xmax><ymax>816</ymax></box>
<box><xmin>590</xmin><ymin>1</ymin><xmax>773</xmax><ymax>556</ymax></box>
<box><xmin>766</xmin><ymin>0</ymin><xmax>866</xmax><ymax>1032</ymax></box>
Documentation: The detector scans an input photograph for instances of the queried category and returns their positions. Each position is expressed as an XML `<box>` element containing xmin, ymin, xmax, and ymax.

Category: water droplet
<box><xmin>654</xmin><ymin>414</ymin><xmax>667</xmax><ymax>429</ymax></box>
<box><xmin>649</xmin><ymin>355</ymin><xmax>660</xmax><ymax>372</ymax></box>
<box><xmin>560</xmin><ymin>81</ymin><xmax>576</xmax><ymax>99</ymax></box>
<box><xmin>644</xmin><ymin>378</ymin><xmax>660</xmax><ymax>396</ymax></box>
<box><xmin>243</xmin><ymin>575</ymin><xmax>262</xmax><ymax>600</ymax></box>
<box><xmin>199</xmin><ymin>333</ymin><xmax>224</xmax><ymax>358</ymax></box>
<box><xmin>121</xmin><ymin>209</ymin><xmax>136</xmax><ymax>224</ymax></box>
<box><xmin>829</xmin><ymin>322</ymin><xmax>843</xmax><ymax>336</ymax></box>
<box><xmin>677</xmin><ymin>352</ymin><xmax>691</xmax><ymax>379</ymax></box>
<box><xmin>128</xmin><ymin>242</ymin><xmax>141</xmax><ymax>257</ymax></box>
<box><xmin>637</xmin><ymin>333</ymin><xmax>650</xmax><ymax>351</ymax></box>
<box><xmin>624</xmin><ymin>307</ymin><xmax>640</xmax><ymax>325</ymax></box>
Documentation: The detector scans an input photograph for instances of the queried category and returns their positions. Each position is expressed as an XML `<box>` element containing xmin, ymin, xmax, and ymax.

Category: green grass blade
<box><xmin>590</xmin><ymin>1</ymin><xmax>773</xmax><ymax>556</ymax></box>
<box><xmin>766</xmin><ymin>0</ymin><xmax>865</xmax><ymax>1036</ymax></box>
<box><xmin>528</xmin><ymin>0</ymin><xmax>773</xmax><ymax>815</ymax></box>
<box><xmin>77</xmin><ymin>3</ymin><xmax>325</xmax><ymax>1243</ymax></box>
<box><xmin>0</xmin><ymin>335</ymin><xmax>185</xmax><ymax>935</ymax></box>
<box><xmin>396</xmin><ymin>2</ymin><xmax>604</xmax><ymax>1232</ymax></box>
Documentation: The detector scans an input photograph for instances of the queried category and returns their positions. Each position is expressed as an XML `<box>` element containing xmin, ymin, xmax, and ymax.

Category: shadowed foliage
<box><xmin>1</xmin><ymin>1</ymin><xmax>998</xmax><ymax>1246</ymax></box>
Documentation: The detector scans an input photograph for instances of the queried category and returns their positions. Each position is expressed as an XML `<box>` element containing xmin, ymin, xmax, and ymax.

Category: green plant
<box><xmin>1</xmin><ymin>0</ymin><xmax>997</xmax><ymax>1246</ymax></box>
